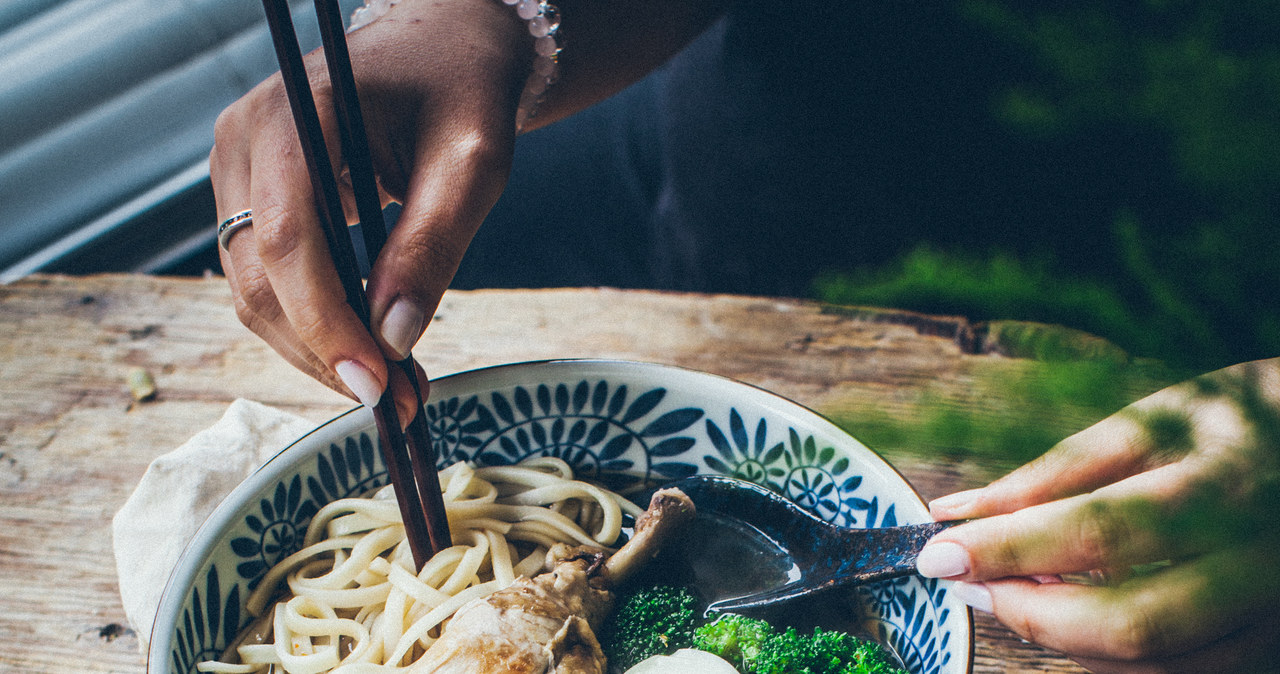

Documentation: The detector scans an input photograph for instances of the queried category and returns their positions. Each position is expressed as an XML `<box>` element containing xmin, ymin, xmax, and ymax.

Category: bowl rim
<box><xmin>147</xmin><ymin>357</ymin><xmax>975</xmax><ymax>673</ymax></box>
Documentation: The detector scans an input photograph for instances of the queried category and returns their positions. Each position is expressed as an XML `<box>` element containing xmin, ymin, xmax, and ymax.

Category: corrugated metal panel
<box><xmin>0</xmin><ymin>0</ymin><xmax>361</xmax><ymax>278</ymax></box>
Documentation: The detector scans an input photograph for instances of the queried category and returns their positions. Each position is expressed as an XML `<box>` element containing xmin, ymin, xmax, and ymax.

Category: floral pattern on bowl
<box><xmin>151</xmin><ymin>359</ymin><xmax>973</xmax><ymax>674</ymax></box>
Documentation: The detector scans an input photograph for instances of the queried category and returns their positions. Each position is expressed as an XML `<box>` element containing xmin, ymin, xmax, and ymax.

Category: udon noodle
<box><xmin>198</xmin><ymin>457</ymin><xmax>643</xmax><ymax>674</ymax></box>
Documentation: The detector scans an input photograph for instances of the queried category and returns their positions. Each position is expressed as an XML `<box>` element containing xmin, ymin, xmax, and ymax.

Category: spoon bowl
<box><xmin>669</xmin><ymin>475</ymin><xmax>959</xmax><ymax>613</ymax></box>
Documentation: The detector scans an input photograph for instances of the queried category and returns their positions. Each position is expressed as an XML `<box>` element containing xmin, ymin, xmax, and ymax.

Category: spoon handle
<box><xmin>827</xmin><ymin>519</ymin><xmax>961</xmax><ymax>583</ymax></box>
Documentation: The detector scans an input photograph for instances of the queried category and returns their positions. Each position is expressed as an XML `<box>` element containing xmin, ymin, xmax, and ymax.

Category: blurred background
<box><xmin>0</xmin><ymin>0</ymin><xmax>364</xmax><ymax>281</ymax></box>
<box><xmin>4</xmin><ymin>1</ymin><xmax>1277</xmax><ymax>374</ymax></box>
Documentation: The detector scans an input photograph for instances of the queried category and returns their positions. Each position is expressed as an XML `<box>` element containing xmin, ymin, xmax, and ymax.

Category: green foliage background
<box><xmin>814</xmin><ymin>1</ymin><xmax>1280</xmax><ymax>372</ymax></box>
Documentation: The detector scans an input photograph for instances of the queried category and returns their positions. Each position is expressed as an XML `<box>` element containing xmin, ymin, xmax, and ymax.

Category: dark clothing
<box><xmin>453</xmin><ymin>3</ymin><xmax>865</xmax><ymax>298</ymax></box>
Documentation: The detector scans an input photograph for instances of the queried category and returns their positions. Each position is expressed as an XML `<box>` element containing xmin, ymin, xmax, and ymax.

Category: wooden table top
<box><xmin>0</xmin><ymin>273</ymin><xmax>1178</xmax><ymax>673</ymax></box>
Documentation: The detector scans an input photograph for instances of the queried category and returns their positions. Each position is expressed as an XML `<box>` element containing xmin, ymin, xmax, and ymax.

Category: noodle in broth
<box><xmin>197</xmin><ymin>458</ymin><xmax>641</xmax><ymax>674</ymax></box>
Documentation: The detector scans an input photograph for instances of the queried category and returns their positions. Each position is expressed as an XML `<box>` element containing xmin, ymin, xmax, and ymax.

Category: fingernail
<box><xmin>335</xmin><ymin>360</ymin><xmax>384</xmax><ymax>409</ymax></box>
<box><xmin>951</xmin><ymin>581</ymin><xmax>993</xmax><ymax>613</ymax></box>
<box><xmin>916</xmin><ymin>541</ymin><xmax>971</xmax><ymax>578</ymax></box>
<box><xmin>379</xmin><ymin>297</ymin><xmax>425</xmax><ymax>361</ymax></box>
<box><xmin>928</xmin><ymin>488</ymin><xmax>981</xmax><ymax>517</ymax></box>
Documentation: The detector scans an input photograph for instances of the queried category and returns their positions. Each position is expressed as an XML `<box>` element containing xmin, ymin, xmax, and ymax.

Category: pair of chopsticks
<box><xmin>260</xmin><ymin>0</ymin><xmax>451</xmax><ymax>569</ymax></box>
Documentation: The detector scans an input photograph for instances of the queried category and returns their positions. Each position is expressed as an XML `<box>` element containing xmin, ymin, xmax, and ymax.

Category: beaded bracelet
<box><xmin>348</xmin><ymin>0</ymin><xmax>561</xmax><ymax>132</ymax></box>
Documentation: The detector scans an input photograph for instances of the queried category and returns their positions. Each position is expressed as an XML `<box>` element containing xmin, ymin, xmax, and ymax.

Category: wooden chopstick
<box><xmin>311</xmin><ymin>0</ymin><xmax>453</xmax><ymax>560</ymax></box>
<box><xmin>259</xmin><ymin>0</ymin><xmax>452</xmax><ymax>569</ymax></box>
<box><xmin>310</xmin><ymin>0</ymin><xmax>386</xmax><ymax>260</ymax></box>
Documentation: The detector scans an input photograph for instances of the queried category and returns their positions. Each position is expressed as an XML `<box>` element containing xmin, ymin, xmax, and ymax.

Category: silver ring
<box><xmin>217</xmin><ymin>209</ymin><xmax>253</xmax><ymax>251</ymax></box>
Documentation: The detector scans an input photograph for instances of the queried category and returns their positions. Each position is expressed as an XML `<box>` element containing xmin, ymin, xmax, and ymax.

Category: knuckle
<box><xmin>440</xmin><ymin>127</ymin><xmax>513</xmax><ymax>201</ymax></box>
<box><xmin>210</xmin><ymin>106</ymin><xmax>248</xmax><ymax>180</ymax></box>
<box><xmin>453</xmin><ymin>128</ymin><xmax>511</xmax><ymax>176</ymax></box>
<box><xmin>231</xmin><ymin>270</ymin><xmax>278</xmax><ymax>334</ymax></box>
<box><xmin>231</xmin><ymin>296</ymin><xmax>257</xmax><ymax>332</ymax></box>
<box><xmin>211</xmin><ymin>96</ymin><xmax>265</xmax><ymax>157</ymax></box>
<box><xmin>1106</xmin><ymin>596</ymin><xmax>1168</xmax><ymax>660</ymax></box>
<box><xmin>236</xmin><ymin>308</ymin><xmax>274</xmax><ymax>341</ymax></box>
<box><xmin>1004</xmin><ymin>610</ymin><xmax>1048</xmax><ymax>649</ymax></box>
<box><xmin>1073</xmin><ymin>499</ymin><xmax>1133</xmax><ymax>565</ymax></box>
<box><xmin>249</xmin><ymin>203</ymin><xmax>304</xmax><ymax>267</ymax></box>
<box><xmin>980</xmin><ymin>520</ymin><xmax>1032</xmax><ymax>576</ymax></box>
<box><xmin>289</xmin><ymin>310</ymin><xmax>337</xmax><ymax>348</ymax></box>
<box><xmin>399</xmin><ymin>224</ymin><xmax>468</xmax><ymax>273</ymax></box>
<box><xmin>988</xmin><ymin>539</ymin><xmax>1027</xmax><ymax>577</ymax></box>
<box><xmin>212</xmin><ymin>105</ymin><xmax>242</xmax><ymax>151</ymax></box>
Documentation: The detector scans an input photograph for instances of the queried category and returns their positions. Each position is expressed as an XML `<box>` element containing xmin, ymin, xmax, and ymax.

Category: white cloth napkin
<box><xmin>112</xmin><ymin>399</ymin><xmax>314</xmax><ymax>651</ymax></box>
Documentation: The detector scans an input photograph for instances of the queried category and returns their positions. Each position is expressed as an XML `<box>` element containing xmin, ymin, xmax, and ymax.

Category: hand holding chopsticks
<box><xmin>258</xmin><ymin>0</ymin><xmax>451</xmax><ymax>569</ymax></box>
<box><xmin>207</xmin><ymin>0</ymin><xmax>731</xmax><ymax>567</ymax></box>
<box><xmin>207</xmin><ymin>0</ymin><xmax>730</xmax><ymax>430</ymax></box>
<box><xmin>210</xmin><ymin>4</ymin><xmax>520</xmax><ymax>423</ymax></box>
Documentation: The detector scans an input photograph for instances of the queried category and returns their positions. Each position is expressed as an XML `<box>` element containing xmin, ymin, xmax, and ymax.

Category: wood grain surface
<box><xmin>0</xmin><ymin>274</ymin><xmax>1177</xmax><ymax>673</ymax></box>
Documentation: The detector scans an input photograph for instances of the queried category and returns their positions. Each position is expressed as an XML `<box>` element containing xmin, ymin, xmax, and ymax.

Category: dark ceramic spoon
<box><xmin>669</xmin><ymin>475</ymin><xmax>961</xmax><ymax>613</ymax></box>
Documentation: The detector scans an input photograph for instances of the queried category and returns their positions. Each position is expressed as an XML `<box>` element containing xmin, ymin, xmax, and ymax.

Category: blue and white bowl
<box><xmin>150</xmin><ymin>359</ymin><xmax>973</xmax><ymax>674</ymax></box>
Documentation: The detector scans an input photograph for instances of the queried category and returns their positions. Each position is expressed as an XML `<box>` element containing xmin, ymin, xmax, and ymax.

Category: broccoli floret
<box><xmin>750</xmin><ymin>626</ymin><xmax>906</xmax><ymax>674</ymax></box>
<box><xmin>601</xmin><ymin>585</ymin><xmax>700</xmax><ymax>670</ymax></box>
<box><xmin>694</xmin><ymin>616</ymin><xmax>907</xmax><ymax>674</ymax></box>
<box><xmin>822</xmin><ymin>631</ymin><xmax>905</xmax><ymax>674</ymax></box>
<box><xmin>603</xmin><ymin>590</ymin><xmax>907</xmax><ymax>674</ymax></box>
<box><xmin>691</xmin><ymin>614</ymin><xmax>774</xmax><ymax>668</ymax></box>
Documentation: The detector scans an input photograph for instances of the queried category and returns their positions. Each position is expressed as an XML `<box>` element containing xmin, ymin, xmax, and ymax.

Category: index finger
<box><xmin>247</xmin><ymin>104</ymin><xmax>391</xmax><ymax>409</ymax></box>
